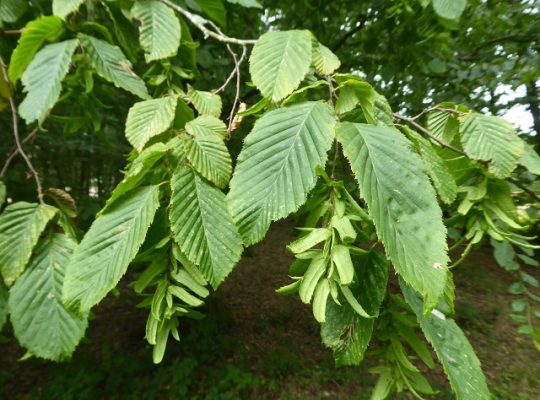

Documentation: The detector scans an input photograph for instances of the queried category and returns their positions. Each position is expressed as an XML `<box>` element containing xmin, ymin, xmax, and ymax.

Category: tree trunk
<box><xmin>526</xmin><ymin>81</ymin><xmax>540</xmax><ymax>150</ymax></box>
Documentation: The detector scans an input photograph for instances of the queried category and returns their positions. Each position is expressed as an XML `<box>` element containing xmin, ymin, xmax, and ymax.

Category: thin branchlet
<box><xmin>225</xmin><ymin>45</ymin><xmax>247</xmax><ymax>135</ymax></box>
<box><xmin>0</xmin><ymin>127</ymin><xmax>38</xmax><ymax>177</ymax></box>
<box><xmin>394</xmin><ymin>114</ymin><xmax>540</xmax><ymax>202</ymax></box>
<box><xmin>215</xmin><ymin>44</ymin><xmax>247</xmax><ymax>94</ymax></box>
<box><xmin>394</xmin><ymin>113</ymin><xmax>467</xmax><ymax>156</ymax></box>
<box><xmin>410</xmin><ymin>106</ymin><xmax>466</xmax><ymax>121</ymax></box>
<box><xmin>160</xmin><ymin>0</ymin><xmax>257</xmax><ymax>45</ymax></box>
<box><xmin>0</xmin><ymin>56</ymin><xmax>44</xmax><ymax>203</ymax></box>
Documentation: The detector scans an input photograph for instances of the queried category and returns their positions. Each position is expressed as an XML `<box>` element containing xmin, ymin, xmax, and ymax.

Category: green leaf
<box><xmin>354</xmin><ymin>249</ymin><xmax>389</xmax><ymax>317</ymax></box>
<box><xmin>397</xmin><ymin>324</ymin><xmax>435</xmax><ymax>368</ymax></box>
<box><xmin>0</xmin><ymin>0</ymin><xmax>27</xmax><ymax>22</ymax></box>
<box><xmin>512</xmin><ymin>299</ymin><xmax>526</xmax><ymax>313</ymax></box>
<box><xmin>341</xmin><ymin>285</ymin><xmax>372</xmax><ymax>318</ymax></box>
<box><xmin>521</xmin><ymin>271</ymin><xmax>539</xmax><ymax>288</ymax></box>
<box><xmin>331</xmin><ymin>215</ymin><xmax>357</xmax><ymax>244</ymax></box>
<box><xmin>299</xmin><ymin>255</ymin><xmax>327</xmax><ymax>304</ymax></box>
<box><xmin>63</xmin><ymin>186</ymin><xmax>160</xmax><ymax>312</ymax></box>
<box><xmin>518</xmin><ymin>143</ymin><xmax>540</xmax><ymax>175</ymax></box>
<box><xmin>185</xmin><ymin>115</ymin><xmax>227</xmax><ymax>139</ymax></box>
<box><xmin>102</xmin><ymin>1</ymin><xmax>140</xmax><ymax>61</ymax></box>
<box><xmin>373</xmin><ymin>94</ymin><xmax>394</xmax><ymax>127</ymax></box>
<box><xmin>401</xmin><ymin>282</ymin><xmax>491</xmax><ymax>400</ymax></box>
<box><xmin>194</xmin><ymin>0</ymin><xmax>227</xmax><ymax>28</ymax></box>
<box><xmin>331</xmin><ymin>245</ymin><xmax>354</xmax><ymax>285</ymax></box>
<box><xmin>405</xmin><ymin>127</ymin><xmax>457</xmax><ymax>204</ymax></box>
<box><xmin>288</xmin><ymin>228</ymin><xmax>330</xmax><ymax>254</ymax></box>
<box><xmin>337</xmin><ymin>123</ymin><xmax>448</xmax><ymax>312</ymax></box>
<box><xmin>171</xmin><ymin>269</ymin><xmax>209</xmax><ymax>298</ymax></box>
<box><xmin>169</xmin><ymin>167</ymin><xmax>243</xmax><ymax>288</ymax></box>
<box><xmin>442</xmin><ymin>272</ymin><xmax>456</xmax><ymax>315</ymax></box>
<box><xmin>168</xmin><ymin>285</ymin><xmax>203</xmax><ymax>306</ymax></box>
<box><xmin>371</xmin><ymin>369</ymin><xmax>394</xmax><ymax>400</ymax></box>
<box><xmin>184</xmin><ymin>126</ymin><xmax>232</xmax><ymax>188</ymax></box>
<box><xmin>132</xmin><ymin>0</ymin><xmax>181</xmax><ymax>62</ymax></box>
<box><xmin>321</xmin><ymin>249</ymin><xmax>388</xmax><ymax>366</ymax></box>
<box><xmin>0</xmin><ymin>202</ymin><xmax>57</xmax><ymax>286</ymax></box>
<box><xmin>431</xmin><ymin>0</ymin><xmax>467</xmax><ymax>20</ymax></box>
<box><xmin>349</xmin><ymin>82</ymin><xmax>377</xmax><ymax>124</ymax></box>
<box><xmin>78</xmin><ymin>33</ymin><xmax>149</xmax><ymax>99</ymax></box>
<box><xmin>173</xmin><ymin>98</ymin><xmax>195</xmax><ymax>129</ymax></box>
<box><xmin>0</xmin><ymin>181</ymin><xmax>6</xmax><ymax>207</ymax></box>
<box><xmin>249</xmin><ymin>30</ymin><xmax>312</xmax><ymax>102</ymax></box>
<box><xmin>460</xmin><ymin>113</ymin><xmax>524</xmax><ymax>178</ymax></box>
<box><xmin>45</xmin><ymin>188</ymin><xmax>78</xmax><ymax>218</ymax></box>
<box><xmin>312</xmin><ymin>40</ymin><xmax>340</xmax><ymax>75</ymax></box>
<box><xmin>9</xmin><ymin>234</ymin><xmax>87</xmax><ymax>361</ymax></box>
<box><xmin>313</xmin><ymin>278</ymin><xmax>330</xmax><ymax>322</ymax></box>
<box><xmin>427</xmin><ymin>109</ymin><xmax>459</xmax><ymax>143</ymax></box>
<box><xmin>105</xmin><ymin>143</ymin><xmax>169</xmax><ymax>209</ymax></box>
<box><xmin>280</xmin><ymin>80</ymin><xmax>328</xmax><ymax>107</ymax></box>
<box><xmin>134</xmin><ymin>258</ymin><xmax>166</xmax><ymax>294</ymax></box>
<box><xmin>8</xmin><ymin>16</ymin><xmax>65</xmax><ymax>84</ymax></box>
<box><xmin>334</xmin><ymin>77</ymin><xmax>377</xmax><ymax>123</ymax></box>
<box><xmin>0</xmin><ymin>282</ymin><xmax>7</xmax><ymax>331</ymax></box>
<box><xmin>226</xmin><ymin>0</ymin><xmax>262</xmax><ymax>8</ymax></box>
<box><xmin>484</xmin><ymin>180</ymin><xmax>521</xmax><ymax>229</ymax></box>
<box><xmin>53</xmin><ymin>0</ymin><xmax>85</xmax><ymax>19</ymax></box>
<box><xmin>125</xmin><ymin>96</ymin><xmax>177</xmax><ymax>151</ymax></box>
<box><xmin>238</xmin><ymin>97</ymin><xmax>271</xmax><ymax>117</ymax></box>
<box><xmin>19</xmin><ymin>40</ymin><xmax>78</xmax><ymax>124</ymax></box>
<box><xmin>508</xmin><ymin>282</ymin><xmax>525</xmax><ymax>295</ymax></box>
<box><xmin>228</xmin><ymin>101</ymin><xmax>336</xmax><ymax>245</ymax></box>
<box><xmin>187</xmin><ymin>86</ymin><xmax>222</xmax><ymax>117</ymax></box>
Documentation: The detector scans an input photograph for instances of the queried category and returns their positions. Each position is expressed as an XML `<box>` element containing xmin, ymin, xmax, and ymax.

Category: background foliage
<box><xmin>0</xmin><ymin>0</ymin><xmax>539</xmax><ymax>399</ymax></box>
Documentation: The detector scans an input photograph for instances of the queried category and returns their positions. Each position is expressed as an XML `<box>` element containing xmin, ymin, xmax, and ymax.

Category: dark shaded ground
<box><xmin>1</xmin><ymin>221</ymin><xmax>539</xmax><ymax>399</ymax></box>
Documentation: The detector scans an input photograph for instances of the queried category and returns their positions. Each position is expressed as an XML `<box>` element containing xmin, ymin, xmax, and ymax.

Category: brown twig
<box><xmin>216</xmin><ymin>44</ymin><xmax>247</xmax><ymax>94</ymax></box>
<box><xmin>395</xmin><ymin>113</ymin><xmax>540</xmax><ymax>203</ymax></box>
<box><xmin>325</xmin><ymin>77</ymin><xmax>340</xmax><ymax>179</ymax></box>
<box><xmin>0</xmin><ymin>29</ymin><xmax>24</xmax><ymax>35</ymax></box>
<box><xmin>0</xmin><ymin>127</ymin><xmax>39</xmax><ymax>177</ymax></box>
<box><xmin>410</xmin><ymin>106</ymin><xmax>465</xmax><ymax>121</ymax></box>
<box><xmin>0</xmin><ymin>56</ymin><xmax>44</xmax><ymax>203</ymax></box>
<box><xmin>449</xmin><ymin>240</ymin><xmax>475</xmax><ymax>269</ymax></box>
<box><xmin>508</xmin><ymin>177</ymin><xmax>540</xmax><ymax>202</ymax></box>
<box><xmin>394</xmin><ymin>113</ymin><xmax>467</xmax><ymax>156</ymax></box>
<box><xmin>160</xmin><ymin>0</ymin><xmax>257</xmax><ymax>45</ymax></box>
<box><xmin>224</xmin><ymin>44</ymin><xmax>246</xmax><ymax>135</ymax></box>
<box><xmin>325</xmin><ymin>76</ymin><xmax>335</xmax><ymax>106</ymax></box>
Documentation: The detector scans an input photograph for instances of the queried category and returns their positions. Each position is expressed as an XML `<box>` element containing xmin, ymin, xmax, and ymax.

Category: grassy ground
<box><xmin>0</xmin><ymin>221</ymin><xmax>538</xmax><ymax>399</ymax></box>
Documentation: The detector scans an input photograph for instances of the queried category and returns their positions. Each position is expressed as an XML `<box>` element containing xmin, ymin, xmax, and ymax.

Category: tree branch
<box><xmin>526</xmin><ymin>81</ymin><xmax>540</xmax><ymax>139</ymax></box>
<box><xmin>331</xmin><ymin>19</ymin><xmax>366</xmax><ymax>52</ymax></box>
<box><xmin>508</xmin><ymin>177</ymin><xmax>540</xmax><ymax>203</ymax></box>
<box><xmin>0</xmin><ymin>28</ymin><xmax>24</xmax><ymax>35</ymax></box>
<box><xmin>0</xmin><ymin>128</ymin><xmax>38</xmax><ymax>177</ymax></box>
<box><xmin>395</xmin><ymin>113</ymin><xmax>540</xmax><ymax>203</ymax></box>
<box><xmin>224</xmin><ymin>44</ymin><xmax>246</xmax><ymax>135</ymax></box>
<box><xmin>326</xmin><ymin>77</ymin><xmax>340</xmax><ymax>179</ymax></box>
<box><xmin>469</xmin><ymin>34</ymin><xmax>536</xmax><ymax>57</ymax></box>
<box><xmin>160</xmin><ymin>0</ymin><xmax>257</xmax><ymax>45</ymax></box>
<box><xmin>334</xmin><ymin>26</ymin><xmax>362</xmax><ymax>52</ymax></box>
<box><xmin>410</xmin><ymin>106</ymin><xmax>465</xmax><ymax>121</ymax></box>
<box><xmin>215</xmin><ymin>44</ymin><xmax>247</xmax><ymax>94</ymax></box>
<box><xmin>393</xmin><ymin>113</ymin><xmax>467</xmax><ymax>156</ymax></box>
<box><xmin>0</xmin><ymin>56</ymin><xmax>44</xmax><ymax>203</ymax></box>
